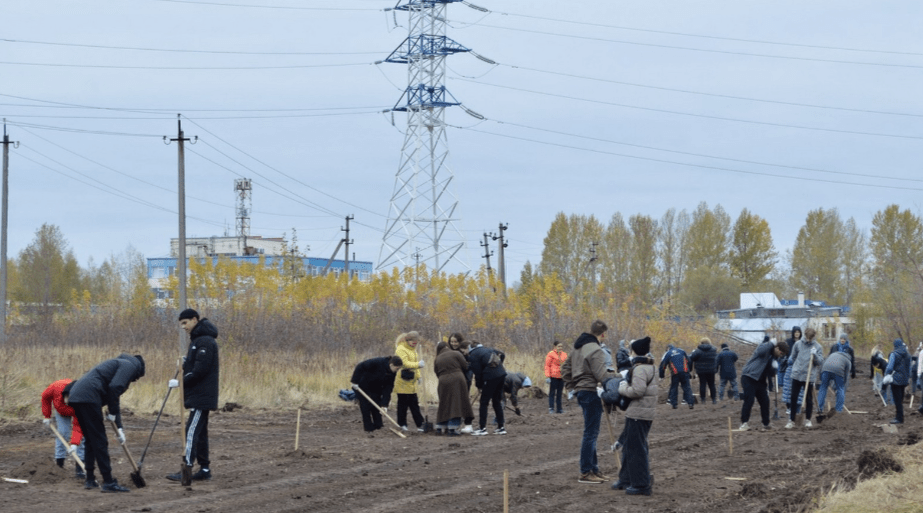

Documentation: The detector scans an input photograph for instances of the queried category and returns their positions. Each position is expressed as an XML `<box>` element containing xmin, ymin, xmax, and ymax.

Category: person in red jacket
<box><xmin>41</xmin><ymin>379</ymin><xmax>86</xmax><ymax>479</ymax></box>
<box><xmin>544</xmin><ymin>341</ymin><xmax>567</xmax><ymax>414</ymax></box>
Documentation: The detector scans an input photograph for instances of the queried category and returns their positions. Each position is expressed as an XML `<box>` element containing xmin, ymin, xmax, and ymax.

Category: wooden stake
<box><xmin>910</xmin><ymin>395</ymin><xmax>914</xmax><ymax>410</ymax></box>
<box><xmin>295</xmin><ymin>408</ymin><xmax>301</xmax><ymax>450</ymax></box>
<box><xmin>503</xmin><ymin>469</ymin><xmax>509</xmax><ymax>513</ymax></box>
<box><xmin>728</xmin><ymin>417</ymin><xmax>733</xmax><ymax>456</ymax></box>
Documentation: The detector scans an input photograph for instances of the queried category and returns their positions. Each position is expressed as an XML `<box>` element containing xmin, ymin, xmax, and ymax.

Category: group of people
<box><xmin>657</xmin><ymin>338</ymin><xmax>741</xmax><ymax>409</ymax></box>
<box><xmin>39</xmin><ymin>308</ymin><xmax>220</xmax><ymax>492</ymax></box>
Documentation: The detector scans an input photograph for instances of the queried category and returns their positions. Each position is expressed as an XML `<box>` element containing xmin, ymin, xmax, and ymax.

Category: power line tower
<box><xmin>235</xmin><ymin>178</ymin><xmax>252</xmax><ymax>256</ymax></box>
<box><xmin>378</xmin><ymin>0</ymin><xmax>475</xmax><ymax>273</ymax></box>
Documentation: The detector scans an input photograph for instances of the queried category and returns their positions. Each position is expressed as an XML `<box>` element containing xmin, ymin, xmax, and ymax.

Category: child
<box><xmin>41</xmin><ymin>379</ymin><xmax>86</xmax><ymax>478</ymax></box>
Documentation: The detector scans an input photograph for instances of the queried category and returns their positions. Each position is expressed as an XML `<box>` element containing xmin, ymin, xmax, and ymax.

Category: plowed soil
<box><xmin>1</xmin><ymin>358</ymin><xmax>915</xmax><ymax>513</ymax></box>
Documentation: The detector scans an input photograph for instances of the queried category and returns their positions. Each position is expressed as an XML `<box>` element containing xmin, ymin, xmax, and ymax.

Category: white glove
<box><xmin>43</xmin><ymin>418</ymin><xmax>51</xmax><ymax>426</ymax></box>
<box><xmin>545</xmin><ymin>377</ymin><xmax>551</xmax><ymax>384</ymax></box>
<box><xmin>620</xmin><ymin>369</ymin><xmax>629</xmax><ymax>378</ymax></box>
<box><xmin>68</xmin><ymin>444</ymin><xmax>78</xmax><ymax>455</ymax></box>
<box><xmin>351</xmin><ymin>383</ymin><xmax>359</xmax><ymax>391</ymax></box>
<box><xmin>771</xmin><ymin>338</ymin><xmax>779</xmax><ymax>346</ymax></box>
<box><xmin>168</xmin><ymin>379</ymin><xmax>179</xmax><ymax>388</ymax></box>
<box><xmin>106</xmin><ymin>413</ymin><xmax>117</xmax><ymax>423</ymax></box>
<box><xmin>418</xmin><ymin>360</ymin><xmax>425</xmax><ymax>368</ymax></box>
<box><xmin>772</xmin><ymin>360</ymin><xmax>779</xmax><ymax>370</ymax></box>
<box><xmin>618</xmin><ymin>380</ymin><xmax>628</xmax><ymax>393</ymax></box>
<box><xmin>567</xmin><ymin>390</ymin><xmax>575</xmax><ymax>400</ymax></box>
<box><xmin>116</xmin><ymin>428</ymin><xmax>125</xmax><ymax>444</ymax></box>
<box><xmin>596</xmin><ymin>386</ymin><xmax>604</xmax><ymax>397</ymax></box>
<box><xmin>882</xmin><ymin>374</ymin><xmax>894</xmax><ymax>385</ymax></box>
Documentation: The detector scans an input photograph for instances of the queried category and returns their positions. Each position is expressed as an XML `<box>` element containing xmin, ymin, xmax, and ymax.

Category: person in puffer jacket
<box><xmin>716</xmin><ymin>343</ymin><xmax>739</xmax><ymax>400</ymax></box>
<box><xmin>781</xmin><ymin>326</ymin><xmax>803</xmax><ymax>409</ymax></box>
<box><xmin>690</xmin><ymin>338</ymin><xmax>718</xmax><ymax>404</ymax></box>
<box><xmin>544</xmin><ymin>341</ymin><xmax>567</xmax><ymax>414</ymax></box>
<box><xmin>884</xmin><ymin>338</ymin><xmax>912</xmax><ymax>424</ymax></box>
<box><xmin>394</xmin><ymin>331</ymin><xmax>426</xmax><ymax>432</ymax></box>
<box><xmin>658</xmin><ymin>345</ymin><xmax>694</xmax><ymax>409</ymax></box>
<box><xmin>612</xmin><ymin>336</ymin><xmax>658</xmax><ymax>496</ymax></box>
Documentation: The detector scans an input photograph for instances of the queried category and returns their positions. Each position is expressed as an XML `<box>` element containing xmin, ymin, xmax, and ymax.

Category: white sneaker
<box><xmin>804</xmin><ymin>420</ymin><xmax>813</xmax><ymax>429</ymax></box>
<box><xmin>785</xmin><ymin>421</ymin><xmax>795</xmax><ymax>429</ymax></box>
<box><xmin>471</xmin><ymin>428</ymin><xmax>488</xmax><ymax>436</ymax></box>
<box><xmin>460</xmin><ymin>425</ymin><xmax>473</xmax><ymax>434</ymax></box>
<box><xmin>738</xmin><ymin>422</ymin><xmax>750</xmax><ymax>431</ymax></box>
<box><xmin>400</xmin><ymin>425</ymin><xmax>408</xmax><ymax>432</ymax></box>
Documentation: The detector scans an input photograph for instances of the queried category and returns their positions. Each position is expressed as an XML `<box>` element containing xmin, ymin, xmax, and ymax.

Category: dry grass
<box><xmin>816</xmin><ymin>442</ymin><xmax>923</xmax><ymax>513</ymax></box>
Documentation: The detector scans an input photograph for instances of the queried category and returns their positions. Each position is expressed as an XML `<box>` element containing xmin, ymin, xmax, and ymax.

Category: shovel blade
<box><xmin>130</xmin><ymin>470</ymin><xmax>146</xmax><ymax>489</ymax></box>
<box><xmin>181</xmin><ymin>464</ymin><xmax>192</xmax><ymax>486</ymax></box>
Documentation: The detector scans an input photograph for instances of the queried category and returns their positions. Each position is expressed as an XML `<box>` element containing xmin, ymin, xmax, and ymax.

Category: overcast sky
<box><xmin>2</xmin><ymin>1</ymin><xmax>921</xmax><ymax>283</ymax></box>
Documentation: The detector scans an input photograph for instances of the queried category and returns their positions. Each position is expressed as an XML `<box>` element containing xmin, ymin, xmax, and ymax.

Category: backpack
<box><xmin>487</xmin><ymin>351</ymin><xmax>502</xmax><ymax>368</ymax></box>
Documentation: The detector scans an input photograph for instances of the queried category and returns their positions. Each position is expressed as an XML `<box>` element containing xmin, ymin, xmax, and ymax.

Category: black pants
<box><xmin>548</xmin><ymin>377</ymin><xmax>564</xmax><ymax>412</ymax></box>
<box><xmin>358</xmin><ymin>392</ymin><xmax>384</xmax><ymax>432</ymax></box>
<box><xmin>698</xmin><ymin>373</ymin><xmax>716</xmax><ymax>402</ymax></box>
<box><xmin>790</xmin><ymin>380</ymin><xmax>814</xmax><ymax>421</ymax></box>
<box><xmin>893</xmin><ymin>384</ymin><xmax>906</xmax><ymax>422</ymax></box>
<box><xmin>479</xmin><ymin>376</ymin><xmax>505</xmax><ymax>429</ymax></box>
<box><xmin>185</xmin><ymin>408</ymin><xmax>210</xmax><ymax>468</ymax></box>
<box><xmin>740</xmin><ymin>376</ymin><xmax>770</xmax><ymax>426</ymax></box>
<box><xmin>71</xmin><ymin>403</ymin><xmax>113</xmax><ymax>483</ymax></box>
<box><xmin>668</xmin><ymin>373</ymin><xmax>694</xmax><ymax>407</ymax></box>
<box><xmin>396</xmin><ymin>394</ymin><xmax>424</xmax><ymax>428</ymax></box>
<box><xmin>617</xmin><ymin>418</ymin><xmax>652</xmax><ymax>490</ymax></box>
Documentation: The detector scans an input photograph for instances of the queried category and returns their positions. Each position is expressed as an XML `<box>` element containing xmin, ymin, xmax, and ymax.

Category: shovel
<box><xmin>601</xmin><ymin>399</ymin><xmax>621</xmax><ymax>472</ymax></box>
<box><xmin>106</xmin><ymin>417</ymin><xmax>146</xmax><ymax>488</ymax></box>
<box><xmin>417</xmin><ymin>345</ymin><xmax>434</xmax><ymax>433</ymax></box>
<box><xmin>354</xmin><ymin>385</ymin><xmax>407</xmax><ymax>438</ymax></box>
<box><xmin>795</xmin><ymin>354</ymin><xmax>815</xmax><ymax>425</ymax></box>
<box><xmin>47</xmin><ymin>423</ymin><xmax>86</xmax><ymax>473</ymax></box>
<box><xmin>177</xmin><ymin>358</ymin><xmax>192</xmax><ymax>486</ymax></box>
<box><xmin>772</xmin><ymin>376</ymin><xmax>779</xmax><ymax>420</ymax></box>
<box><xmin>137</xmin><ymin>369</ymin><xmax>180</xmax><ymax>474</ymax></box>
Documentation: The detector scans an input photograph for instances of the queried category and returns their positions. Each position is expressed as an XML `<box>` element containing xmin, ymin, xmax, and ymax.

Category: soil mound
<box><xmin>857</xmin><ymin>448</ymin><xmax>902</xmax><ymax>479</ymax></box>
<box><xmin>739</xmin><ymin>481</ymin><xmax>769</xmax><ymax>498</ymax></box>
<box><xmin>8</xmin><ymin>455</ymin><xmax>71</xmax><ymax>485</ymax></box>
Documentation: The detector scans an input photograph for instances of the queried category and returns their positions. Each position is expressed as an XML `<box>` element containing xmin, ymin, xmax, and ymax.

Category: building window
<box><xmin>823</xmin><ymin>323</ymin><xmax>837</xmax><ymax>340</ymax></box>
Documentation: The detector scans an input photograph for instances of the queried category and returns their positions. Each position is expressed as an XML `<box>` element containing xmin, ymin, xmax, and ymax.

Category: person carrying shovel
<box><xmin>350</xmin><ymin>356</ymin><xmax>403</xmax><ymax>433</ymax></box>
<box><xmin>41</xmin><ymin>379</ymin><xmax>85</xmax><ymax>479</ymax></box>
<box><xmin>883</xmin><ymin>338</ymin><xmax>911</xmax><ymax>425</ymax></box>
<box><xmin>786</xmin><ymin>327</ymin><xmax>824</xmax><ymax>430</ymax></box>
<box><xmin>739</xmin><ymin>336</ymin><xmax>788</xmax><ymax>431</ymax></box>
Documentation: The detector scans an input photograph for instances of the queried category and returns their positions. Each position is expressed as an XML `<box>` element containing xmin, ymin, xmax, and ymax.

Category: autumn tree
<box><xmin>730</xmin><ymin>208</ymin><xmax>777</xmax><ymax>290</ymax></box>
<box><xmin>539</xmin><ymin>212</ymin><xmax>603</xmax><ymax>294</ymax></box>
<box><xmin>12</xmin><ymin>224</ymin><xmax>81</xmax><ymax>314</ymax></box>
<box><xmin>627</xmin><ymin>214</ymin><xmax>659</xmax><ymax>304</ymax></box>
<box><xmin>869</xmin><ymin>204</ymin><xmax>923</xmax><ymax>341</ymax></box>
<box><xmin>657</xmin><ymin>208</ymin><xmax>689</xmax><ymax>300</ymax></box>
<box><xmin>790</xmin><ymin>208</ymin><xmax>845</xmax><ymax>302</ymax></box>
<box><xmin>684</xmin><ymin>202</ymin><xmax>731</xmax><ymax>272</ymax></box>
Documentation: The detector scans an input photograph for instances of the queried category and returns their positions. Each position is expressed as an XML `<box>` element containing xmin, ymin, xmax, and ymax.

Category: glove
<box><xmin>882</xmin><ymin>374</ymin><xmax>894</xmax><ymax>385</ymax></box>
<box><xmin>168</xmin><ymin>379</ymin><xmax>179</xmax><ymax>388</ymax></box>
<box><xmin>350</xmin><ymin>383</ymin><xmax>359</xmax><ymax>391</ymax></box>
<box><xmin>418</xmin><ymin>360</ymin><xmax>425</xmax><ymax>368</ymax></box>
<box><xmin>618</xmin><ymin>380</ymin><xmax>628</xmax><ymax>393</ymax></box>
<box><xmin>106</xmin><ymin>413</ymin><xmax>117</xmax><ymax>423</ymax></box>
<box><xmin>567</xmin><ymin>390</ymin><xmax>575</xmax><ymax>400</ymax></box>
<box><xmin>771</xmin><ymin>338</ymin><xmax>779</xmax><ymax>346</ymax></box>
<box><xmin>596</xmin><ymin>386</ymin><xmax>604</xmax><ymax>397</ymax></box>
<box><xmin>772</xmin><ymin>360</ymin><xmax>779</xmax><ymax>370</ymax></box>
<box><xmin>43</xmin><ymin>418</ymin><xmax>51</xmax><ymax>426</ymax></box>
<box><xmin>546</xmin><ymin>377</ymin><xmax>551</xmax><ymax>384</ymax></box>
<box><xmin>68</xmin><ymin>444</ymin><xmax>78</xmax><ymax>455</ymax></box>
<box><xmin>620</xmin><ymin>369</ymin><xmax>629</xmax><ymax>378</ymax></box>
<box><xmin>116</xmin><ymin>428</ymin><xmax>125</xmax><ymax>444</ymax></box>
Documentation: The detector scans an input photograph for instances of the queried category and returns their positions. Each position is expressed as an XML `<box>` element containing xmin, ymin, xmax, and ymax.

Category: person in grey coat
<box><xmin>68</xmin><ymin>354</ymin><xmax>146</xmax><ymax>492</ymax></box>
<box><xmin>817</xmin><ymin>351</ymin><xmax>852</xmax><ymax>414</ymax></box>
<box><xmin>739</xmin><ymin>337</ymin><xmax>788</xmax><ymax>431</ymax></box>
<box><xmin>786</xmin><ymin>328</ymin><xmax>824</xmax><ymax>429</ymax></box>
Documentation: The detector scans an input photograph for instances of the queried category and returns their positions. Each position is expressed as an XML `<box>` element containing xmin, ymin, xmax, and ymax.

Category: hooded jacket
<box><xmin>561</xmin><ymin>333</ymin><xmax>616</xmax><ymax>393</ymax></box>
<box><xmin>886</xmin><ymin>339</ymin><xmax>911</xmax><ymax>386</ymax></box>
<box><xmin>690</xmin><ymin>342</ymin><xmax>718</xmax><ymax>375</ymax></box>
<box><xmin>829</xmin><ymin>336</ymin><xmax>857</xmax><ymax>379</ymax></box>
<box><xmin>68</xmin><ymin>353</ymin><xmax>146</xmax><ymax>429</ymax></box>
<box><xmin>788</xmin><ymin>338</ymin><xmax>823</xmax><ymax>383</ymax></box>
<box><xmin>183</xmin><ymin>318</ymin><xmax>220</xmax><ymax>410</ymax></box>
<box><xmin>41</xmin><ymin>379</ymin><xmax>84</xmax><ymax>445</ymax></box>
<box><xmin>658</xmin><ymin>345</ymin><xmax>690</xmax><ymax>379</ymax></box>
<box><xmin>780</xmin><ymin>326</ymin><xmax>802</xmax><ymax>375</ymax></box>
<box><xmin>741</xmin><ymin>340</ymin><xmax>776</xmax><ymax>384</ymax></box>
<box><xmin>716</xmin><ymin>347</ymin><xmax>738</xmax><ymax>379</ymax></box>
<box><xmin>468</xmin><ymin>345</ymin><xmax>507</xmax><ymax>387</ymax></box>
<box><xmin>394</xmin><ymin>337</ymin><xmax>422</xmax><ymax>395</ymax></box>
<box><xmin>351</xmin><ymin>357</ymin><xmax>397</xmax><ymax>407</ymax></box>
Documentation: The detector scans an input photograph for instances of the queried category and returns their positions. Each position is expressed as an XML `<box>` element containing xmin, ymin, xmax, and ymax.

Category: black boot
<box><xmin>56</xmin><ymin>457</ymin><xmax>65</xmax><ymax>468</ymax></box>
<box><xmin>76</xmin><ymin>463</ymin><xmax>86</xmax><ymax>479</ymax></box>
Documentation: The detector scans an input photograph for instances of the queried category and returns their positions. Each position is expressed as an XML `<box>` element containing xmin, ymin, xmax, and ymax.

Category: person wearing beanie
<box><xmin>690</xmin><ymin>337</ymin><xmax>719</xmax><ymax>404</ymax></box>
<box><xmin>561</xmin><ymin>320</ymin><xmax>617</xmax><ymax>484</ymax></box>
<box><xmin>829</xmin><ymin>334</ymin><xmax>857</xmax><ymax>381</ymax></box>
<box><xmin>739</xmin><ymin>338</ymin><xmax>788</xmax><ymax>431</ymax></box>
<box><xmin>68</xmin><ymin>354</ymin><xmax>146</xmax><ymax>492</ymax></box>
<box><xmin>658</xmin><ymin>344</ymin><xmax>695</xmax><ymax>409</ymax></box>
<box><xmin>786</xmin><ymin>328</ymin><xmax>824</xmax><ymax>429</ymax></box>
<box><xmin>41</xmin><ymin>379</ymin><xmax>86</xmax><ymax>479</ymax></box>
<box><xmin>716</xmin><ymin>343</ymin><xmax>739</xmax><ymax>401</ymax></box>
<box><xmin>166</xmin><ymin>309</ymin><xmax>220</xmax><ymax>482</ymax></box>
<box><xmin>611</xmin><ymin>336</ymin><xmax>657</xmax><ymax>496</ymax></box>
<box><xmin>615</xmin><ymin>339</ymin><xmax>633</xmax><ymax>373</ymax></box>
<box><xmin>884</xmin><ymin>338</ymin><xmax>911</xmax><ymax>424</ymax></box>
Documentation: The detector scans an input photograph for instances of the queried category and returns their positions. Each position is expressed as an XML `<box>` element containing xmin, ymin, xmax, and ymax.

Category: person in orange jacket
<box><xmin>41</xmin><ymin>379</ymin><xmax>86</xmax><ymax>479</ymax></box>
<box><xmin>545</xmin><ymin>341</ymin><xmax>567</xmax><ymax>414</ymax></box>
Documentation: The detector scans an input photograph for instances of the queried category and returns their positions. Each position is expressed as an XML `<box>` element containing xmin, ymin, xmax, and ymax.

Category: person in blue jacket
<box><xmin>716</xmin><ymin>343</ymin><xmax>739</xmax><ymax>401</ymax></box>
<box><xmin>658</xmin><ymin>345</ymin><xmax>694</xmax><ymax>409</ymax></box>
<box><xmin>884</xmin><ymin>338</ymin><xmax>912</xmax><ymax>424</ymax></box>
<box><xmin>690</xmin><ymin>338</ymin><xmax>719</xmax><ymax>404</ymax></box>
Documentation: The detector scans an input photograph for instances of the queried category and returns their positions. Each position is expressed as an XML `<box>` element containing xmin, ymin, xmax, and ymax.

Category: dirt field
<box><xmin>1</xmin><ymin>360</ymin><xmax>916</xmax><ymax>513</ymax></box>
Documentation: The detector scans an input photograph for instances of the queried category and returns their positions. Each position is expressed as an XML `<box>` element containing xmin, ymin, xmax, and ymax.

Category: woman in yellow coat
<box><xmin>394</xmin><ymin>331</ymin><xmax>426</xmax><ymax>431</ymax></box>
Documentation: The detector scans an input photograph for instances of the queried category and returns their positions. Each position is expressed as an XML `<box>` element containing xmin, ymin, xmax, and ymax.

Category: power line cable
<box><xmin>0</xmin><ymin>60</ymin><xmax>371</xmax><ymax>70</ymax></box>
<box><xmin>153</xmin><ymin>0</ymin><xmax>381</xmax><ymax>11</ymax></box>
<box><xmin>0</xmin><ymin>37</ymin><xmax>379</xmax><ymax>56</ymax></box>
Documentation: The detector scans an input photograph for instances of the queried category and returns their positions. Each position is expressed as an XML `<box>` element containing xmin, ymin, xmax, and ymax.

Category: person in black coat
<box><xmin>166</xmin><ymin>309</ymin><xmax>220</xmax><ymax>482</ymax></box>
<box><xmin>350</xmin><ymin>356</ymin><xmax>403</xmax><ymax>432</ymax></box>
<box><xmin>716</xmin><ymin>343</ymin><xmax>739</xmax><ymax>400</ymax></box>
<box><xmin>68</xmin><ymin>353</ymin><xmax>145</xmax><ymax>492</ymax></box>
<box><xmin>468</xmin><ymin>342</ymin><xmax>508</xmax><ymax>435</ymax></box>
<box><xmin>690</xmin><ymin>338</ymin><xmax>719</xmax><ymax>404</ymax></box>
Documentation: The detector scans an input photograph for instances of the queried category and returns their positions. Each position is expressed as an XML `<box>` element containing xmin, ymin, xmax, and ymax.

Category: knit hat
<box><xmin>721</xmin><ymin>343</ymin><xmax>728</xmax><ymax>349</ymax></box>
<box><xmin>178</xmin><ymin>308</ymin><xmax>199</xmax><ymax>321</ymax></box>
<box><xmin>895</xmin><ymin>338</ymin><xmax>905</xmax><ymax>349</ymax></box>
<box><xmin>630</xmin><ymin>336</ymin><xmax>651</xmax><ymax>356</ymax></box>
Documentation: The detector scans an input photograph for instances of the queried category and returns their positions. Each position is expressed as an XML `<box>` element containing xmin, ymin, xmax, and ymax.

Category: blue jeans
<box><xmin>817</xmin><ymin>371</ymin><xmax>846</xmax><ymax>412</ymax></box>
<box><xmin>719</xmin><ymin>376</ymin><xmax>739</xmax><ymax>400</ymax></box>
<box><xmin>577</xmin><ymin>391</ymin><xmax>602</xmax><ymax>474</ymax></box>
<box><xmin>53</xmin><ymin>410</ymin><xmax>85</xmax><ymax>461</ymax></box>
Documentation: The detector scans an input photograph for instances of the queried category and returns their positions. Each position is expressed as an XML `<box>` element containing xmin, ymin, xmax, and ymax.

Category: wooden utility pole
<box><xmin>165</xmin><ymin>115</ymin><xmax>196</xmax><ymax>353</ymax></box>
<box><xmin>342</xmin><ymin>215</ymin><xmax>354</xmax><ymax>283</ymax></box>
<box><xmin>0</xmin><ymin>120</ymin><xmax>17</xmax><ymax>345</ymax></box>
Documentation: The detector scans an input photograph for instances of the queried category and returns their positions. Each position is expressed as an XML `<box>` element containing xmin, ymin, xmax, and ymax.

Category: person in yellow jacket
<box><xmin>395</xmin><ymin>331</ymin><xmax>426</xmax><ymax>432</ymax></box>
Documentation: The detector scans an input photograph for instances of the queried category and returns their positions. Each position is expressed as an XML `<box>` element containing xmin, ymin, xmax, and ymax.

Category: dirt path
<box><xmin>1</xmin><ymin>366</ymin><xmax>915</xmax><ymax>513</ymax></box>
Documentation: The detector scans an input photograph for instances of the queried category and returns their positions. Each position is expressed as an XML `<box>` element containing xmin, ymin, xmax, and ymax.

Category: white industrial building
<box><xmin>715</xmin><ymin>292</ymin><xmax>854</xmax><ymax>345</ymax></box>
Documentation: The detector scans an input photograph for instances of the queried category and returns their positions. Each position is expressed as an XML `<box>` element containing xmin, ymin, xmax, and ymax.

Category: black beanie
<box><xmin>630</xmin><ymin>336</ymin><xmax>651</xmax><ymax>356</ymax></box>
<box><xmin>134</xmin><ymin>355</ymin><xmax>145</xmax><ymax>377</ymax></box>
<box><xmin>721</xmin><ymin>343</ymin><xmax>728</xmax><ymax>349</ymax></box>
<box><xmin>178</xmin><ymin>308</ymin><xmax>199</xmax><ymax>321</ymax></box>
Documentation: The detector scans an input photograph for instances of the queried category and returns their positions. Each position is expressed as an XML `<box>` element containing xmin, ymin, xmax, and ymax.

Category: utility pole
<box><xmin>164</xmin><ymin>114</ymin><xmax>196</xmax><ymax>354</ymax></box>
<box><xmin>492</xmin><ymin>223</ymin><xmax>508</xmax><ymax>293</ymax></box>
<box><xmin>0</xmin><ymin>120</ymin><xmax>18</xmax><ymax>345</ymax></box>
<box><xmin>342</xmin><ymin>215</ymin><xmax>354</xmax><ymax>282</ymax></box>
<box><xmin>589</xmin><ymin>241</ymin><xmax>599</xmax><ymax>305</ymax></box>
<box><xmin>480</xmin><ymin>232</ymin><xmax>493</xmax><ymax>276</ymax></box>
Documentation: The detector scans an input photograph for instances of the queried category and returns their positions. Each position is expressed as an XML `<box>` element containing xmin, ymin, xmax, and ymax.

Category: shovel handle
<box><xmin>353</xmin><ymin>385</ymin><xmax>404</xmax><ymax>431</ymax></box>
<box><xmin>47</xmin><ymin>423</ymin><xmax>85</xmax><ymax>471</ymax></box>
<box><xmin>107</xmin><ymin>418</ymin><xmax>141</xmax><ymax>473</ymax></box>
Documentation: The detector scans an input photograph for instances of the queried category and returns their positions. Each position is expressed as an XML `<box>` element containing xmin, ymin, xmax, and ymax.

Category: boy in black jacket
<box><xmin>350</xmin><ymin>356</ymin><xmax>403</xmax><ymax>432</ymax></box>
<box><xmin>468</xmin><ymin>343</ymin><xmax>508</xmax><ymax>435</ymax></box>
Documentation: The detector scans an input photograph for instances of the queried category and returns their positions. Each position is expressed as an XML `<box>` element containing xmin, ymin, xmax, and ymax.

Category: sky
<box><xmin>2</xmin><ymin>1</ymin><xmax>922</xmax><ymax>284</ymax></box>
